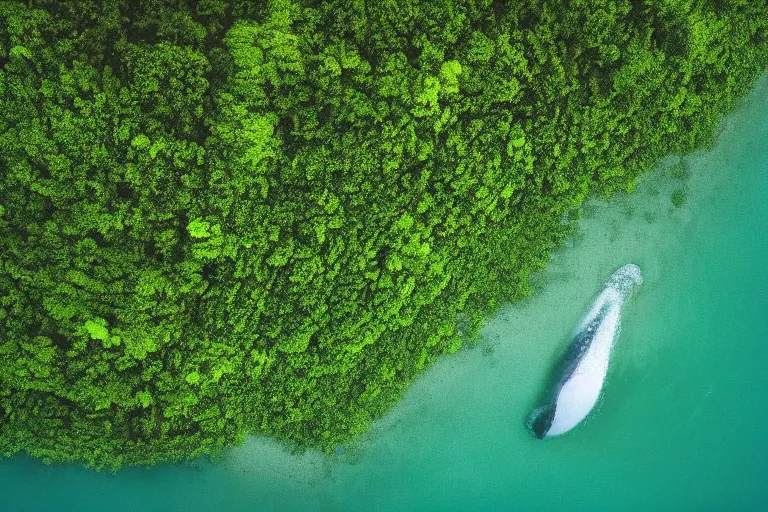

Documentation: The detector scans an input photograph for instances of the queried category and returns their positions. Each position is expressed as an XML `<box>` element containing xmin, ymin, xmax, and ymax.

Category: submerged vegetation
<box><xmin>1</xmin><ymin>0</ymin><xmax>766</xmax><ymax>468</ymax></box>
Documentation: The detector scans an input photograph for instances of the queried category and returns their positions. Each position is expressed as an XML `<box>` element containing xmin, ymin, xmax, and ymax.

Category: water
<box><xmin>2</xmin><ymin>74</ymin><xmax>767</xmax><ymax>511</ymax></box>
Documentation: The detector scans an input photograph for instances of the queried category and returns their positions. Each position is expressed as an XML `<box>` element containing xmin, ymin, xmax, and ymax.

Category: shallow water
<box><xmin>2</xmin><ymin>74</ymin><xmax>767</xmax><ymax>511</ymax></box>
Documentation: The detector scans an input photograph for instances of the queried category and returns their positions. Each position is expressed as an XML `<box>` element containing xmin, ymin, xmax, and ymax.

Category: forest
<box><xmin>1</xmin><ymin>0</ymin><xmax>767</xmax><ymax>469</ymax></box>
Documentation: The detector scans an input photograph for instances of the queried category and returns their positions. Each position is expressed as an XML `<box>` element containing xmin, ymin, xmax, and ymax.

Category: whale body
<box><xmin>528</xmin><ymin>264</ymin><xmax>642</xmax><ymax>439</ymax></box>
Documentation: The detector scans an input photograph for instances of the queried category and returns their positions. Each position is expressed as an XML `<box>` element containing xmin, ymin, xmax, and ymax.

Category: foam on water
<box><xmin>543</xmin><ymin>264</ymin><xmax>642</xmax><ymax>437</ymax></box>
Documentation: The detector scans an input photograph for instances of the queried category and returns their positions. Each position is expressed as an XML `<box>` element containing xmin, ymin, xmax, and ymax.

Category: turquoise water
<box><xmin>2</xmin><ymin>74</ymin><xmax>767</xmax><ymax>511</ymax></box>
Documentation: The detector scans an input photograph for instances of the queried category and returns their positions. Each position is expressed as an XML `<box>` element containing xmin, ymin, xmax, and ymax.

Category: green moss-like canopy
<box><xmin>1</xmin><ymin>0</ymin><xmax>766</xmax><ymax>468</ymax></box>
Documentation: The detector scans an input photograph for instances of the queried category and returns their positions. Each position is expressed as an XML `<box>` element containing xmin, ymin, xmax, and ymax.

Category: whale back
<box><xmin>526</xmin><ymin>304</ymin><xmax>610</xmax><ymax>437</ymax></box>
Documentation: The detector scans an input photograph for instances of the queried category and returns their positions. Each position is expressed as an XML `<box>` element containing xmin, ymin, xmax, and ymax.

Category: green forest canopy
<box><xmin>1</xmin><ymin>0</ymin><xmax>766</xmax><ymax>469</ymax></box>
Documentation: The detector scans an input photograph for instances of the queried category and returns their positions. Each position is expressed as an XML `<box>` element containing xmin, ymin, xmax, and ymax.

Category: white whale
<box><xmin>528</xmin><ymin>264</ymin><xmax>642</xmax><ymax>439</ymax></box>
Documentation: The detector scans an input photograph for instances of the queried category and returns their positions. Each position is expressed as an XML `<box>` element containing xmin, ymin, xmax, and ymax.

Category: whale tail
<box><xmin>526</xmin><ymin>403</ymin><xmax>556</xmax><ymax>439</ymax></box>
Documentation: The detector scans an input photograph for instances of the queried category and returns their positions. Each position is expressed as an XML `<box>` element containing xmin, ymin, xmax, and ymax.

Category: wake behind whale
<box><xmin>528</xmin><ymin>264</ymin><xmax>642</xmax><ymax>439</ymax></box>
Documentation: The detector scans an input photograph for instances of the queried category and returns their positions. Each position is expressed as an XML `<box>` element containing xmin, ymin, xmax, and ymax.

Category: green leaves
<box><xmin>84</xmin><ymin>319</ymin><xmax>110</xmax><ymax>342</ymax></box>
<box><xmin>395</xmin><ymin>213</ymin><xmax>414</xmax><ymax>231</ymax></box>
<box><xmin>439</xmin><ymin>60</ymin><xmax>462</xmax><ymax>95</ymax></box>
<box><xmin>9</xmin><ymin>45</ymin><xmax>31</xmax><ymax>60</ymax></box>
<box><xmin>187</xmin><ymin>218</ymin><xmax>214</xmax><ymax>239</ymax></box>
<box><xmin>84</xmin><ymin>319</ymin><xmax>122</xmax><ymax>349</ymax></box>
<box><xmin>135</xmin><ymin>390</ymin><xmax>153</xmax><ymax>408</ymax></box>
<box><xmin>266</xmin><ymin>239</ymin><xmax>294</xmax><ymax>267</ymax></box>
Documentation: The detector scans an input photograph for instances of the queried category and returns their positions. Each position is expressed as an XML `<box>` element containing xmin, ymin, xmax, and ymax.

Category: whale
<box><xmin>528</xmin><ymin>264</ymin><xmax>642</xmax><ymax>439</ymax></box>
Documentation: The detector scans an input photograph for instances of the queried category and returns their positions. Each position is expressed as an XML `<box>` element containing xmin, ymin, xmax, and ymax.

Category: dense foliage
<box><xmin>1</xmin><ymin>0</ymin><xmax>766</xmax><ymax>468</ymax></box>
